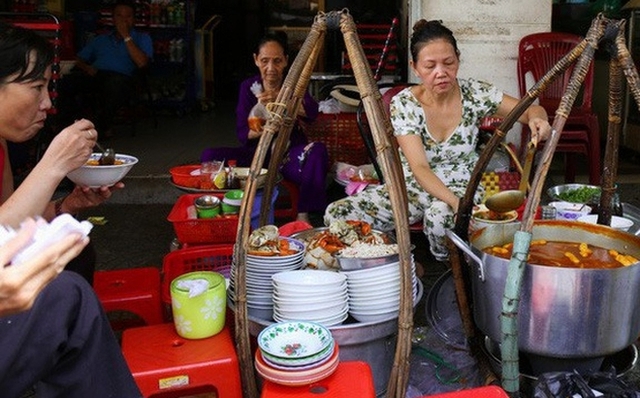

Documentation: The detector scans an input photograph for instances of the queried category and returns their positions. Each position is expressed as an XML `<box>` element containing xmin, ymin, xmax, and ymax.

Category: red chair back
<box><xmin>517</xmin><ymin>32</ymin><xmax>594</xmax><ymax>116</ymax></box>
<box><xmin>516</xmin><ymin>31</ymin><xmax>601</xmax><ymax>184</ymax></box>
<box><xmin>381</xmin><ymin>84</ymin><xmax>409</xmax><ymax>115</ymax></box>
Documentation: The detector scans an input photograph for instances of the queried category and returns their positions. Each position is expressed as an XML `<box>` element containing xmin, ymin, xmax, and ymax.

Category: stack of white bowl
<box><xmin>229</xmin><ymin>237</ymin><xmax>305</xmax><ymax>320</ymax></box>
<box><xmin>271</xmin><ymin>270</ymin><xmax>349</xmax><ymax>327</ymax></box>
<box><xmin>345</xmin><ymin>256</ymin><xmax>420</xmax><ymax>323</ymax></box>
<box><xmin>255</xmin><ymin>321</ymin><xmax>339</xmax><ymax>386</ymax></box>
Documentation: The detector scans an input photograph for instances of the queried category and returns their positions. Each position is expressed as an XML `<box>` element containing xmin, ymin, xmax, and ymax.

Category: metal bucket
<box><xmin>448</xmin><ymin>220</ymin><xmax>640</xmax><ymax>362</ymax></box>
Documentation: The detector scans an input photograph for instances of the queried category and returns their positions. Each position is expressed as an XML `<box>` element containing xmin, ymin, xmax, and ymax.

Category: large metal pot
<box><xmin>449</xmin><ymin>220</ymin><xmax>640</xmax><ymax>359</ymax></box>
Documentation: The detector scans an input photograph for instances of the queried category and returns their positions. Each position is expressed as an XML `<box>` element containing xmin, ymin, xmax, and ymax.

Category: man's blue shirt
<box><xmin>77</xmin><ymin>30</ymin><xmax>153</xmax><ymax>76</ymax></box>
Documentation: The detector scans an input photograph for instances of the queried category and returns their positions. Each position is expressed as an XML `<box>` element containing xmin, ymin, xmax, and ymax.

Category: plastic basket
<box><xmin>161</xmin><ymin>244</ymin><xmax>234</xmax><ymax>306</ymax></box>
<box><xmin>302</xmin><ymin>113</ymin><xmax>369</xmax><ymax>166</ymax></box>
<box><xmin>168</xmin><ymin>193</ymin><xmax>239</xmax><ymax>245</ymax></box>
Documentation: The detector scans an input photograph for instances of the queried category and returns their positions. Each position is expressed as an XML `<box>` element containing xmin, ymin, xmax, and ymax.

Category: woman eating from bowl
<box><xmin>0</xmin><ymin>22</ymin><xmax>123</xmax><ymax>283</ymax></box>
<box><xmin>324</xmin><ymin>19</ymin><xmax>551</xmax><ymax>261</ymax></box>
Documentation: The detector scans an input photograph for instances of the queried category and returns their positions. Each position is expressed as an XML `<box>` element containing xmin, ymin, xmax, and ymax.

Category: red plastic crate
<box><xmin>161</xmin><ymin>244</ymin><xmax>234</xmax><ymax>306</ymax></box>
<box><xmin>168</xmin><ymin>193</ymin><xmax>239</xmax><ymax>245</ymax></box>
<box><xmin>301</xmin><ymin>113</ymin><xmax>369</xmax><ymax>166</ymax></box>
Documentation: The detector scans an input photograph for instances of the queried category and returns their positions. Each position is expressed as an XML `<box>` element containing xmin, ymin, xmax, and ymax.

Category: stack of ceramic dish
<box><xmin>344</xmin><ymin>255</ymin><xmax>421</xmax><ymax>323</ymax></box>
<box><xmin>228</xmin><ymin>237</ymin><xmax>305</xmax><ymax>320</ymax></box>
<box><xmin>255</xmin><ymin>321</ymin><xmax>339</xmax><ymax>386</ymax></box>
<box><xmin>271</xmin><ymin>270</ymin><xmax>348</xmax><ymax>327</ymax></box>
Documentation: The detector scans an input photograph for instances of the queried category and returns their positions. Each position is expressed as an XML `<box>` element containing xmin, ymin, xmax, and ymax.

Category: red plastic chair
<box><xmin>517</xmin><ymin>32</ymin><xmax>601</xmax><ymax>184</ymax></box>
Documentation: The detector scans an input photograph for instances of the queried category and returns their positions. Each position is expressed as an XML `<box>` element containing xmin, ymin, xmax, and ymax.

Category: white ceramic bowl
<box><xmin>349</xmin><ymin>302</ymin><xmax>399</xmax><ymax>313</ymax></box>
<box><xmin>257</xmin><ymin>321</ymin><xmax>333</xmax><ymax>360</ymax></box>
<box><xmin>271</xmin><ymin>286</ymin><xmax>347</xmax><ymax>298</ymax></box>
<box><xmin>577</xmin><ymin>214</ymin><xmax>634</xmax><ymax>232</ymax></box>
<box><xmin>272</xmin><ymin>270</ymin><xmax>346</xmax><ymax>288</ymax></box>
<box><xmin>350</xmin><ymin>309</ymin><xmax>398</xmax><ymax>323</ymax></box>
<box><xmin>274</xmin><ymin>301</ymin><xmax>347</xmax><ymax>315</ymax></box>
<box><xmin>344</xmin><ymin>261</ymin><xmax>400</xmax><ymax>279</ymax></box>
<box><xmin>274</xmin><ymin>303</ymin><xmax>348</xmax><ymax>320</ymax></box>
<box><xmin>254</xmin><ymin>342</ymin><xmax>340</xmax><ymax>386</ymax></box>
<box><xmin>472</xmin><ymin>207</ymin><xmax>518</xmax><ymax>231</ymax></box>
<box><xmin>272</xmin><ymin>294</ymin><xmax>347</xmax><ymax>307</ymax></box>
<box><xmin>549</xmin><ymin>201</ymin><xmax>592</xmax><ymax>220</ymax></box>
<box><xmin>66</xmin><ymin>153</ymin><xmax>138</xmax><ymax>188</ymax></box>
<box><xmin>273</xmin><ymin>307</ymin><xmax>349</xmax><ymax>327</ymax></box>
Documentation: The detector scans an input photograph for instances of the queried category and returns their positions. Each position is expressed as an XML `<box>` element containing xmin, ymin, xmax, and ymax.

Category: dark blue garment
<box><xmin>0</xmin><ymin>272</ymin><xmax>141</xmax><ymax>398</ymax></box>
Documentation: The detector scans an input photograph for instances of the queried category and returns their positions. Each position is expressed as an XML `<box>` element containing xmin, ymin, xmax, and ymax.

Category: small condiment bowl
<box><xmin>471</xmin><ymin>204</ymin><xmax>518</xmax><ymax>231</ymax></box>
<box><xmin>223</xmin><ymin>189</ymin><xmax>244</xmax><ymax>206</ymax></box>
<box><xmin>194</xmin><ymin>195</ymin><xmax>221</xmax><ymax>218</ymax></box>
<box><xmin>549</xmin><ymin>201</ymin><xmax>592</xmax><ymax>220</ymax></box>
<box><xmin>221</xmin><ymin>202</ymin><xmax>240</xmax><ymax>214</ymax></box>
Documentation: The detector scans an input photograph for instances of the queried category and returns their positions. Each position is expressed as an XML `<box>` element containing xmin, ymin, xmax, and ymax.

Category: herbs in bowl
<box><xmin>547</xmin><ymin>184</ymin><xmax>601</xmax><ymax>204</ymax></box>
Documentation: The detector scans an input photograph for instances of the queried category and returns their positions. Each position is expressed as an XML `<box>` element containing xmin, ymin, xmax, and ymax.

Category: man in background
<box><xmin>59</xmin><ymin>0</ymin><xmax>153</xmax><ymax>138</ymax></box>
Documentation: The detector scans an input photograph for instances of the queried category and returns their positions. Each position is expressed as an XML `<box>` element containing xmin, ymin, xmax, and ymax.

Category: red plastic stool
<box><xmin>121</xmin><ymin>323</ymin><xmax>242</xmax><ymax>398</ymax></box>
<box><xmin>260</xmin><ymin>361</ymin><xmax>376</xmax><ymax>398</ymax></box>
<box><xmin>274</xmin><ymin>179</ymin><xmax>299</xmax><ymax>221</ymax></box>
<box><xmin>93</xmin><ymin>267</ymin><xmax>164</xmax><ymax>330</ymax></box>
<box><xmin>421</xmin><ymin>386</ymin><xmax>509</xmax><ymax>397</ymax></box>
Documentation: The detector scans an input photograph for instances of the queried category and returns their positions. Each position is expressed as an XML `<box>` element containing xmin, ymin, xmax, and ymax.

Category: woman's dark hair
<box><xmin>0</xmin><ymin>22</ymin><xmax>54</xmax><ymax>85</ymax></box>
<box><xmin>255</xmin><ymin>32</ymin><xmax>289</xmax><ymax>57</ymax></box>
<box><xmin>410</xmin><ymin>19</ymin><xmax>460</xmax><ymax>63</ymax></box>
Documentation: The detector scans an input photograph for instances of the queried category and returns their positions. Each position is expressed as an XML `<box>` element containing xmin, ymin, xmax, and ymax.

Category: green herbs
<box><xmin>557</xmin><ymin>186</ymin><xmax>601</xmax><ymax>203</ymax></box>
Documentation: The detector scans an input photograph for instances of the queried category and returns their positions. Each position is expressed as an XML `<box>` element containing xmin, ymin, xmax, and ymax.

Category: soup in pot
<box><xmin>484</xmin><ymin>240</ymin><xmax>638</xmax><ymax>269</ymax></box>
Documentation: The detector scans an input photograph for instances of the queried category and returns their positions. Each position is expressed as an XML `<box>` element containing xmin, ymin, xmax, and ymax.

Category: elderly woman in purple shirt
<box><xmin>202</xmin><ymin>34</ymin><xmax>329</xmax><ymax>223</ymax></box>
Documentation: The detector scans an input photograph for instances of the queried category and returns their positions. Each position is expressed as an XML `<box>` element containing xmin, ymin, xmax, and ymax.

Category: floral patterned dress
<box><xmin>324</xmin><ymin>78</ymin><xmax>503</xmax><ymax>261</ymax></box>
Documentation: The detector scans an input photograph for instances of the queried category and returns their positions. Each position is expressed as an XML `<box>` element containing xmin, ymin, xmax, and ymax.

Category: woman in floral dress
<box><xmin>324</xmin><ymin>20</ymin><xmax>551</xmax><ymax>261</ymax></box>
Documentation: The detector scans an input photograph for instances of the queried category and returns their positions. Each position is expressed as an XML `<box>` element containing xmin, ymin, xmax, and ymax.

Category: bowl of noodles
<box><xmin>66</xmin><ymin>153</ymin><xmax>138</xmax><ymax>188</ymax></box>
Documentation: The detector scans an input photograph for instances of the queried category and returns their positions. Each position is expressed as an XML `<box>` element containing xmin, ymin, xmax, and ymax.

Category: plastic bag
<box><xmin>533</xmin><ymin>368</ymin><xmax>640</xmax><ymax>398</ymax></box>
<box><xmin>248</xmin><ymin>102</ymin><xmax>268</xmax><ymax>132</ymax></box>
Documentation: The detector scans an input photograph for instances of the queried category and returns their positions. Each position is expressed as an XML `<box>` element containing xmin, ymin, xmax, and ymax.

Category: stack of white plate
<box><xmin>255</xmin><ymin>321</ymin><xmax>339</xmax><ymax>386</ymax></box>
<box><xmin>271</xmin><ymin>270</ymin><xmax>349</xmax><ymax>327</ymax></box>
<box><xmin>229</xmin><ymin>237</ymin><xmax>305</xmax><ymax>320</ymax></box>
<box><xmin>344</xmin><ymin>256</ymin><xmax>421</xmax><ymax>323</ymax></box>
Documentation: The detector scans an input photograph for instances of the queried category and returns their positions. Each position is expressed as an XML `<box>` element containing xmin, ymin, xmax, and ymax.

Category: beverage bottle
<box><xmin>227</xmin><ymin>160</ymin><xmax>238</xmax><ymax>189</ymax></box>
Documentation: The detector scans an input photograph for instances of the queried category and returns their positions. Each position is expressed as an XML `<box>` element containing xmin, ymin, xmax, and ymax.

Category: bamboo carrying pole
<box><xmin>232</xmin><ymin>10</ymin><xmax>414</xmax><ymax>398</ymax></box>
<box><xmin>232</xmin><ymin>16</ymin><xmax>326</xmax><ymax>398</ymax></box>
<box><xmin>340</xmin><ymin>13</ymin><xmax>414</xmax><ymax>398</ymax></box>
<box><xmin>448</xmin><ymin>13</ymin><xmax>640</xmax><ymax>397</ymax></box>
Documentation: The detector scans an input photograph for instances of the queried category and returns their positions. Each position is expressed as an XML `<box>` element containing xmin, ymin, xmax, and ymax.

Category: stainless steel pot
<box><xmin>448</xmin><ymin>220</ymin><xmax>640</xmax><ymax>359</ymax></box>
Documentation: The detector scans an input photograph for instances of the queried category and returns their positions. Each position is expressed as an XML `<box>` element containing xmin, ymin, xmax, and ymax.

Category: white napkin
<box><xmin>2</xmin><ymin>214</ymin><xmax>93</xmax><ymax>266</ymax></box>
<box><xmin>176</xmin><ymin>278</ymin><xmax>210</xmax><ymax>298</ymax></box>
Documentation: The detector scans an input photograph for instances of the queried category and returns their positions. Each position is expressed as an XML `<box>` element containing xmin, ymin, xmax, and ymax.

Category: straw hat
<box><xmin>330</xmin><ymin>84</ymin><xmax>361</xmax><ymax>112</ymax></box>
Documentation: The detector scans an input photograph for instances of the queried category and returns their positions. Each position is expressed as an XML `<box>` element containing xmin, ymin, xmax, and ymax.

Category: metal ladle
<box><xmin>94</xmin><ymin>142</ymin><xmax>116</xmax><ymax>165</ymax></box>
<box><xmin>484</xmin><ymin>141</ymin><xmax>536</xmax><ymax>213</ymax></box>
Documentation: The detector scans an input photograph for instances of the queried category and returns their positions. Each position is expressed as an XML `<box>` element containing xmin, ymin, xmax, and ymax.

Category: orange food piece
<box><xmin>248</xmin><ymin>117</ymin><xmax>265</xmax><ymax>132</ymax></box>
